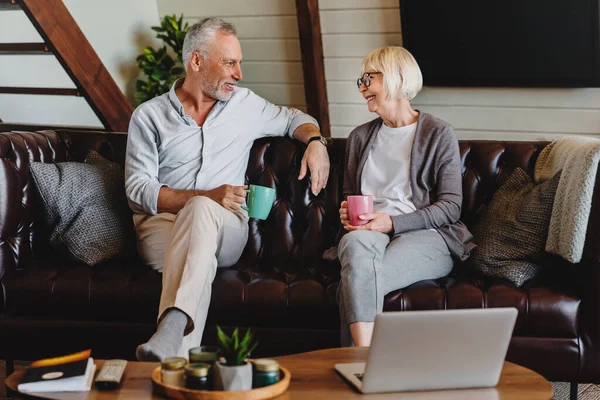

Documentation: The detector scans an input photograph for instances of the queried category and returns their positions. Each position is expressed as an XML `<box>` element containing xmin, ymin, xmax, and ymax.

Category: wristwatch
<box><xmin>307</xmin><ymin>136</ymin><xmax>328</xmax><ymax>146</ymax></box>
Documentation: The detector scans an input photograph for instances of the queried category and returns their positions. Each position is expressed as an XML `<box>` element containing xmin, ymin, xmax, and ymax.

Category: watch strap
<box><xmin>308</xmin><ymin>136</ymin><xmax>327</xmax><ymax>146</ymax></box>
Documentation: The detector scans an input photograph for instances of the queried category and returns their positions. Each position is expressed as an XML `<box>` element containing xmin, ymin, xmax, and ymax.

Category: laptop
<box><xmin>335</xmin><ymin>307</ymin><xmax>518</xmax><ymax>394</ymax></box>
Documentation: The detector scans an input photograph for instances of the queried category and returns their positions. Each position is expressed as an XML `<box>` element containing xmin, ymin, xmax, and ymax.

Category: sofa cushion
<box><xmin>29</xmin><ymin>150</ymin><xmax>134</xmax><ymax>266</ymax></box>
<box><xmin>468</xmin><ymin>167</ymin><xmax>561</xmax><ymax>286</ymax></box>
<box><xmin>0</xmin><ymin>260</ymin><xmax>340</xmax><ymax>330</ymax></box>
<box><xmin>2</xmin><ymin>262</ymin><xmax>579</xmax><ymax>339</ymax></box>
<box><xmin>383</xmin><ymin>276</ymin><xmax>580</xmax><ymax>338</ymax></box>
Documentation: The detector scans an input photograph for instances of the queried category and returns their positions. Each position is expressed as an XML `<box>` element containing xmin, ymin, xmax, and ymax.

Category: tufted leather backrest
<box><xmin>458</xmin><ymin>141</ymin><xmax>548</xmax><ymax>228</ymax></box>
<box><xmin>2</xmin><ymin>130</ymin><xmax>595</xmax><ymax>282</ymax></box>
<box><xmin>0</xmin><ymin>131</ymin><xmax>67</xmax><ymax>278</ymax></box>
<box><xmin>0</xmin><ymin>130</ymin><xmax>127</xmax><ymax>280</ymax></box>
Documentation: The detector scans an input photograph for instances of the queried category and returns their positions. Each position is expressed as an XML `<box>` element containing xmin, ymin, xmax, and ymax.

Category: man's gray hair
<box><xmin>182</xmin><ymin>18</ymin><xmax>237</xmax><ymax>67</ymax></box>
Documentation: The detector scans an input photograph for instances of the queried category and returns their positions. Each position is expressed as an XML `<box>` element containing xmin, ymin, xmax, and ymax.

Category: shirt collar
<box><xmin>168</xmin><ymin>78</ymin><xmax>186</xmax><ymax>116</ymax></box>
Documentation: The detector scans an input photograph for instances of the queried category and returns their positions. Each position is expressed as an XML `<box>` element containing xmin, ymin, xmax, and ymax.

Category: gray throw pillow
<box><xmin>30</xmin><ymin>150</ymin><xmax>133</xmax><ymax>266</ymax></box>
<box><xmin>470</xmin><ymin>167</ymin><xmax>561</xmax><ymax>286</ymax></box>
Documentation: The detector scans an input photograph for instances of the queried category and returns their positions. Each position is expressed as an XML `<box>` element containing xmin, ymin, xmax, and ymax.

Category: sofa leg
<box><xmin>5</xmin><ymin>359</ymin><xmax>14</xmax><ymax>376</ymax></box>
<box><xmin>570</xmin><ymin>382</ymin><xmax>578</xmax><ymax>400</ymax></box>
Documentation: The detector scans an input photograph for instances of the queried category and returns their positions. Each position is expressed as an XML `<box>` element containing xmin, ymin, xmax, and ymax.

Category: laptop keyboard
<box><xmin>354</xmin><ymin>373</ymin><xmax>364</xmax><ymax>381</ymax></box>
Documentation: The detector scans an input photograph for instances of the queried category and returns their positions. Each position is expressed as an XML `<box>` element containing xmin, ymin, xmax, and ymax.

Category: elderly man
<box><xmin>125</xmin><ymin>17</ymin><xmax>330</xmax><ymax>361</ymax></box>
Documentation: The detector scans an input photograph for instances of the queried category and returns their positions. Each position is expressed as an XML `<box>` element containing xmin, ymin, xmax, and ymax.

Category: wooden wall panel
<box><xmin>295</xmin><ymin>0</ymin><xmax>330</xmax><ymax>136</ymax></box>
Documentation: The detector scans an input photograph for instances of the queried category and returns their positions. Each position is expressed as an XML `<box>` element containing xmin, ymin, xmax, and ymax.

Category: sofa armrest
<box><xmin>574</xmin><ymin>167</ymin><xmax>600</xmax><ymax>381</ymax></box>
<box><xmin>574</xmin><ymin>260</ymin><xmax>600</xmax><ymax>381</ymax></box>
<box><xmin>0</xmin><ymin>157</ymin><xmax>24</xmax><ymax>281</ymax></box>
<box><xmin>582</xmin><ymin>168</ymin><xmax>600</xmax><ymax>261</ymax></box>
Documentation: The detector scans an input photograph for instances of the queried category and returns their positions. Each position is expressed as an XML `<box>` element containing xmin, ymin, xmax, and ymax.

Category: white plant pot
<box><xmin>214</xmin><ymin>361</ymin><xmax>252</xmax><ymax>391</ymax></box>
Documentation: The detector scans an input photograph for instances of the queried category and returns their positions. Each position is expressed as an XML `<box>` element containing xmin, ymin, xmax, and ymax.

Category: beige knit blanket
<box><xmin>534</xmin><ymin>136</ymin><xmax>600</xmax><ymax>263</ymax></box>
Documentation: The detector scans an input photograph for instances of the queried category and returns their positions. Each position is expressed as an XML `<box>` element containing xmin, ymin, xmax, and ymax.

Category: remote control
<box><xmin>94</xmin><ymin>359</ymin><xmax>127</xmax><ymax>390</ymax></box>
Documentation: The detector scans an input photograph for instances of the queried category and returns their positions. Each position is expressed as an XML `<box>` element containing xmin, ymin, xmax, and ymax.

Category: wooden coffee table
<box><xmin>6</xmin><ymin>347</ymin><xmax>552</xmax><ymax>399</ymax></box>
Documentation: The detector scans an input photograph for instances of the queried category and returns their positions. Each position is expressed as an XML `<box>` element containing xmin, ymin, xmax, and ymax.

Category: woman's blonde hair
<box><xmin>361</xmin><ymin>46</ymin><xmax>423</xmax><ymax>101</ymax></box>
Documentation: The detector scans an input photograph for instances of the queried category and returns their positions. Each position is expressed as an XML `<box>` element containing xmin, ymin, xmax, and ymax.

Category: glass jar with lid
<box><xmin>252</xmin><ymin>359</ymin><xmax>280</xmax><ymax>388</ymax></box>
<box><xmin>185</xmin><ymin>362</ymin><xmax>212</xmax><ymax>390</ymax></box>
<box><xmin>161</xmin><ymin>357</ymin><xmax>187</xmax><ymax>388</ymax></box>
<box><xmin>189</xmin><ymin>345</ymin><xmax>218</xmax><ymax>365</ymax></box>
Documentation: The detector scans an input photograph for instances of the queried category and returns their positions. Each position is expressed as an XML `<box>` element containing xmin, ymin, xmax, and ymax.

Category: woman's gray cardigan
<box><xmin>343</xmin><ymin>112</ymin><xmax>476</xmax><ymax>261</ymax></box>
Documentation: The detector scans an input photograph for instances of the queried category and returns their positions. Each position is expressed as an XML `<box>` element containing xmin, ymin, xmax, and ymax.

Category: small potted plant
<box><xmin>214</xmin><ymin>326</ymin><xmax>258</xmax><ymax>391</ymax></box>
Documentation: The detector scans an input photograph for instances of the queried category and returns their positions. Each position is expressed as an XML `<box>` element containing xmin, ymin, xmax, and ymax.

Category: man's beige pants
<box><xmin>134</xmin><ymin>196</ymin><xmax>249</xmax><ymax>358</ymax></box>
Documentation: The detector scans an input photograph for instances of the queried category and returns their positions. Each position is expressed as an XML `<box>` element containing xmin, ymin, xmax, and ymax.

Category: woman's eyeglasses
<box><xmin>356</xmin><ymin>72</ymin><xmax>382</xmax><ymax>88</ymax></box>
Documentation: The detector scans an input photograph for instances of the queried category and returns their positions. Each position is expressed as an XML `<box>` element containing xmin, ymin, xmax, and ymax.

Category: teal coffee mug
<box><xmin>242</xmin><ymin>184</ymin><xmax>276</xmax><ymax>220</ymax></box>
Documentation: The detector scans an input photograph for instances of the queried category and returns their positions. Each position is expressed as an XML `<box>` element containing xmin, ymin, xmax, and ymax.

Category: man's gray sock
<box><xmin>136</xmin><ymin>308</ymin><xmax>188</xmax><ymax>362</ymax></box>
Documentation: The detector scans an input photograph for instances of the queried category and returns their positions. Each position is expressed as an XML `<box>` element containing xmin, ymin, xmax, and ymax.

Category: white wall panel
<box><xmin>327</xmin><ymin>81</ymin><xmax>366</xmax><ymax>104</ymax></box>
<box><xmin>413</xmin><ymin>87</ymin><xmax>600</xmax><ymax>109</ymax></box>
<box><xmin>238</xmin><ymin>39</ymin><xmax>301</xmax><ymax>62</ymax></box>
<box><xmin>0</xmin><ymin>56</ymin><xmax>75</xmax><ymax>88</ymax></box>
<box><xmin>0</xmin><ymin>95</ymin><xmax>103</xmax><ymax>127</ymax></box>
<box><xmin>322</xmin><ymin>34</ymin><xmax>401</xmax><ymax>58</ymax></box>
<box><xmin>328</xmin><ymin>82</ymin><xmax>600</xmax><ymax>109</ymax></box>
<box><xmin>182</xmin><ymin>16</ymin><xmax>299</xmax><ymax>39</ymax></box>
<box><xmin>0</xmin><ymin>10</ymin><xmax>42</xmax><ymax>42</ymax></box>
<box><xmin>329</xmin><ymin>104</ymin><xmax>600</xmax><ymax>135</ymax></box>
<box><xmin>158</xmin><ymin>0</ymin><xmax>297</xmax><ymax>17</ymax></box>
<box><xmin>240</xmin><ymin>61</ymin><xmax>304</xmax><ymax>84</ymax></box>
<box><xmin>325</xmin><ymin>57</ymin><xmax>363</xmax><ymax>80</ymax></box>
<box><xmin>320</xmin><ymin>0</ymin><xmax>399</xmax><ymax>10</ymax></box>
<box><xmin>241</xmin><ymin>84</ymin><xmax>306</xmax><ymax>107</ymax></box>
<box><xmin>160</xmin><ymin>0</ymin><xmax>305</xmax><ymax>107</ymax></box>
<box><xmin>321</xmin><ymin>9</ymin><xmax>401</xmax><ymax>34</ymax></box>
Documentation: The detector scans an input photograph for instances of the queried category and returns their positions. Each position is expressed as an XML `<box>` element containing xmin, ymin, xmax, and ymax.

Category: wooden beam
<box><xmin>0</xmin><ymin>87</ymin><xmax>79</xmax><ymax>96</ymax></box>
<box><xmin>295</xmin><ymin>0</ymin><xmax>330</xmax><ymax>137</ymax></box>
<box><xmin>18</xmin><ymin>0</ymin><xmax>133</xmax><ymax>132</ymax></box>
<box><xmin>0</xmin><ymin>43</ymin><xmax>50</xmax><ymax>55</ymax></box>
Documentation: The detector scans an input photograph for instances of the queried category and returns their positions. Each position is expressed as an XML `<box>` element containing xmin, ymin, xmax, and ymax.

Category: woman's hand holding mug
<box><xmin>341</xmin><ymin>195</ymin><xmax>394</xmax><ymax>234</ymax></box>
<box><xmin>345</xmin><ymin>212</ymin><xmax>394</xmax><ymax>234</ymax></box>
<box><xmin>339</xmin><ymin>200</ymin><xmax>350</xmax><ymax>226</ymax></box>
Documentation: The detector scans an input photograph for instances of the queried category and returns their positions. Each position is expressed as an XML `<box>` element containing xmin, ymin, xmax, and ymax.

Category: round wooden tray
<box><xmin>151</xmin><ymin>365</ymin><xmax>291</xmax><ymax>400</ymax></box>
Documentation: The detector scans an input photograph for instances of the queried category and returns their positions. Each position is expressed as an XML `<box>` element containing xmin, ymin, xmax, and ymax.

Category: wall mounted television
<box><xmin>399</xmin><ymin>0</ymin><xmax>600</xmax><ymax>87</ymax></box>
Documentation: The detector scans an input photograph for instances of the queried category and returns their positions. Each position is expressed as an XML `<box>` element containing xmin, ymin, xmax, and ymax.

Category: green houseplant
<box><xmin>214</xmin><ymin>326</ymin><xmax>258</xmax><ymax>391</ymax></box>
<box><xmin>135</xmin><ymin>14</ymin><xmax>189</xmax><ymax>105</ymax></box>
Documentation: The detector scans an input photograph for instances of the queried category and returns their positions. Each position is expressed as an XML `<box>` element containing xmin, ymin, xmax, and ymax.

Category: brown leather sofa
<box><xmin>1</xmin><ymin>129</ymin><xmax>599</xmax><ymax>393</ymax></box>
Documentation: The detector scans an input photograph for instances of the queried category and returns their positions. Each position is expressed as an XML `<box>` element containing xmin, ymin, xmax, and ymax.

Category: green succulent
<box><xmin>216</xmin><ymin>326</ymin><xmax>258</xmax><ymax>366</ymax></box>
<box><xmin>135</xmin><ymin>14</ymin><xmax>189</xmax><ymax>104</ymax></box>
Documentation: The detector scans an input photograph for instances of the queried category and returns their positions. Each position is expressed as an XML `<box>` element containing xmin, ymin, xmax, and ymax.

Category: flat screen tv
<box><xmin>399</xmin><ymin>0</ymin><xmax>600</xmax><ymax>87</ymax></box>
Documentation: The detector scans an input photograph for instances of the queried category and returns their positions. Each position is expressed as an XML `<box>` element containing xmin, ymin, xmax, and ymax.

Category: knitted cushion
<box><xmin>470</xmin><ymin>167</ymin><xmax>561</xmax><ymax>286</ymax></box>
<box><xmin>30</xmin><ymin>150</ymin><xmax>134</xmax><ymax>266</ymax></box>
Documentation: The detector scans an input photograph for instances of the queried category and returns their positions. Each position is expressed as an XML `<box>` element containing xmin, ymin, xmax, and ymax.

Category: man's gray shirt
<box><xmin>125</xmin><ymin>80</ymin><xmax>318</xmax><ymax>215</ymax></box>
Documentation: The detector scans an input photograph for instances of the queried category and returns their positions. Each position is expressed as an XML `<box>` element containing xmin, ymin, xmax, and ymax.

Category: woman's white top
<box><xmin>360</xmin><ymin>121</ymin><xmax>417</xmax><ymax>215</ymax></box>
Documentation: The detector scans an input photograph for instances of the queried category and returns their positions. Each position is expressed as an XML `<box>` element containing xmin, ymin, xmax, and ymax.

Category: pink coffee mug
<box><xmin>347</xmin><ymin>195</ymin><xmax>373</xmax><ymax>226</ymax></box>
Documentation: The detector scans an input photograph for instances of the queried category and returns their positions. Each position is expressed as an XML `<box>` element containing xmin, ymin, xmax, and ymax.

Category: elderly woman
<box><xmin>337</xmin><ymin>47</ymin><xmax>475</xmax><ymax>347</ymax></box>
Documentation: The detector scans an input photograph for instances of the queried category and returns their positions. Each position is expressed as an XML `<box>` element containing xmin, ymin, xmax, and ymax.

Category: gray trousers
<box><xmin>337</xmin><ymin>229</ymin><xmax>453</xmax><ymax>346</ymax></box>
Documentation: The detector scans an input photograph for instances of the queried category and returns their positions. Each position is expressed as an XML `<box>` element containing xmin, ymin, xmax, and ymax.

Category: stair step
<box><xmin>0</xmin><ymin>87</ymin><xmax>80</xmax><ymax>96</ymax></box>
<box><xmin>0</xmin><ymin>43</ymin><xmax>51</xmax><ymax>55</ymax></box>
